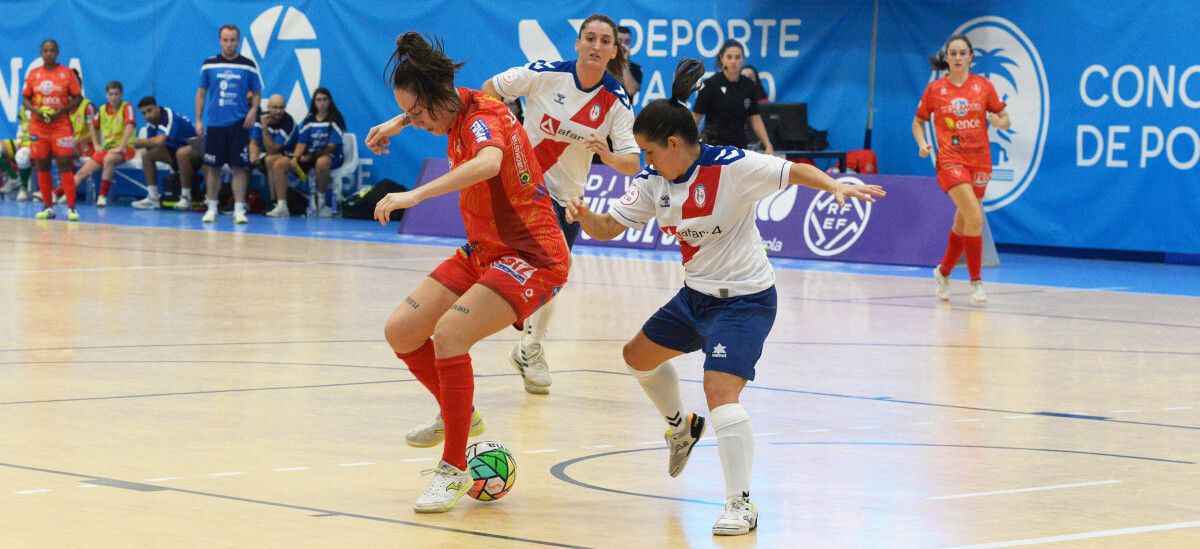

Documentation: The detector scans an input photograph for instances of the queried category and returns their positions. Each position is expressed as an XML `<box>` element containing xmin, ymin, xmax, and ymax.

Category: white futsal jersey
<box><xmin>611</xmin><ymin>145</ymin><xmax>794</xmax><ymax>298</ymax></box>
<box><xmin>491</xmin><ymin>59</ymin><xmax>638</xmax><ymax>206</ymax></box>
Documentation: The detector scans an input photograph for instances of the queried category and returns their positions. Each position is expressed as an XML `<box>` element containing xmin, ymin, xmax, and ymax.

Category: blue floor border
<box><xmin>2</xmin><ymin>198</ymin><xmax>1197</xmax><ymax>298</ymax></box>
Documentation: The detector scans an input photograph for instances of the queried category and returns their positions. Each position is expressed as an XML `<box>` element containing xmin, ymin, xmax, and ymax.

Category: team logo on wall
<box><xmin>802</xmin><ymin>176</ymin><xmax>872</xmax><ymax>257</ymax></box>
<box><xmin>928</xmin><ymin>16</ymin><xmax>1048</xmax><ymax>212</ymax></box>
<box><xmin>240</xmin><ymin>6</ymin><xmax>321</xmax><ymax>124</ymax></box>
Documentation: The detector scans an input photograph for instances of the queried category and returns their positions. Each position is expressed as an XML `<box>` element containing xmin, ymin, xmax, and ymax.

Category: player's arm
<box><xmin>564</xmin><ymin>200</ymin><xmax>625</xmax><ymax>241</ymax></box>
<box><xmin>621</xmin><ymin>66</ymin><xmax>640</xmax><ymax>99</ymax></box>
<box><xmin>54</xmin><ymin>96</ymin><xmax>81</xmax><ymax>122</ymax></box>
<box><xmin>374</xmin><ymin>146</ymin><xmax>503</xmax><ymax>224</ymax></box>
<box><xmin>481</xmin><ymin>79</ymin><xmax>503</xmax><ymax>100</ymax></box>
<box><xmin>911</xmin><ymin>116</ymin><xmax>932</xmax><ymax>157</ymax></box>
<box><xmin>788</xmin><ymin>162</ymin><xmax>885</xmax><ymax>206</ymax></box>
<box><xmin>292</xmin><ymin>142</ymin><xmax>308</xmax><ymax>161</ymax></box>
<box><xmin>194</xmin><ymin>88</ymin><xmax>206</xmax><ymax>136</ymax></box>
<box><xmin>243</xmin><ymin>91</ymin><xmax>260</xmax><ymax>129</ymax></box>
<box><xmin>365</xmin><ymin>113</ymin><xmax>409</xmax><ymax>154</ymax></box>
<box><xmin>119</xmin><ymin>117</ymin><xmax>134</xmax><ymax>149</ymax></box>
<box><xmin>248</xmin><ymin>137</ymin><xmax>262</xmax><ymax>162</ymax></box>
<box><xmin>585</xmin><ymin>135</ymin><xmax>640</xmax><ymax>175</ymax></box>
<box><xmin>989</xmin><ymin>110</ymin><xmax>1011</xmax><ymax>131</ymax></box>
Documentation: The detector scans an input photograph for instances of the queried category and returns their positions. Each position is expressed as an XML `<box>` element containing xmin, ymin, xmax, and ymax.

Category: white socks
<box><xmin>206</xmin><ymin>199</ymin><xmax>219</xmax><ymax>211</ymax></box>
<box><xmin>711</xmin><ymin>403</ymin><xmax>753</xmax><ymax>500</ymax></box>
<box><xmin>234</xmin><ymin>201</ymin><xmax>246</xmax><ymax>214</ymax></box>
<box><xmin>627</xmin><ymin>361</ymin><xmax>686</xmax><ymax>429</ymax></box>
<box><xmin>520</xmin><ymin>298</ymin><xmax>557</xmax><ymax>351</ymax></box>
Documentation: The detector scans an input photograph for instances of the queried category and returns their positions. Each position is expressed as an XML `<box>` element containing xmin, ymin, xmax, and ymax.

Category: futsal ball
<box><xmin>466</xmin><ymin>441</ymin><xmax>516</xmax><ymax>501</ymax></box>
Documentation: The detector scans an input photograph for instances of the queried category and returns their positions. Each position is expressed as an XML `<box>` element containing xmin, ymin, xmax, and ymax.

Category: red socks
<box><xmin>37</xmin><ymin>171</ymin><xmax>53</xmax><ymax>207</ymax></box>
<box><xmin>435</xmin><ymin>354</ymin><xmax>474</xmax><ymax>471</ymax></box>
<box><xmin>938</xmin><ymin>230</ymin><xmax>964</xmax><ymax>277</ymax></box>
<box><xmin>99</xmin><ymin>178</ymin><xmax>110</xmax><ymax>200</ymax></box>
<box><xmin>963</xmin><ymin>234</ymin><xmax>983</xmax><ymax>281</ymax></box>
<box><xmin>396</xmin><ymin>338</ymin><xmax>441</xmax><ymax>406</ymax></box>
<box><xmin>62</xmin><ymin>172</ymin><xmax>77</xmax><ymax>208</ymax></box>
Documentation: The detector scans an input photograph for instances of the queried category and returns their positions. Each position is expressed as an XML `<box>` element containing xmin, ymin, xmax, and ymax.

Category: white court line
<box><xmin>0</xmin><ymin>260</ymin><xmax>299</xmax><ymax>276</ymax></box>
<box><xmin>144</xmin><ymin>476</ymin><xmax>182</xmax><ymax>482</ymax></box>
<box><xmin>850</xmin><ymin>425</ymin><xmax>880</xmax><ymax>430</ymax></box>
<box><xmin>1108</xmin><ymin>409</ymin><xmax>1138</xmax><ymax>414</ymax></box>
<box><xmin>273</xmin><ymin>467</ymin><xmax>310</xmax><ymax>472</ymax></box>
<box><xmin>14</xmin><ymin>489</ymin><xmax>50</xmax><ymax>495</ymax></box>
<box><xmin>637</xmin><ymin>440</ymin><xmax>663</xmax><ymax>445</ymax></box>
<box><xmin>209</xmin><ymin>472</ymin><xmax>246</xmax><ymax>477</ymax></box>
<box><xmin>700</xmin><ymin>436</ymin><xmax>717</xmax><ymax>442</ymax></box>
<box><xmin>400</xmin><ymin>457</ymin><xmax>434</xmax><ymax>463</ymax></box>
<box><xmin>338</xmin><ymin>462</ymin><xmax>375</xmax><ymax>467</ymax></box>
<box><xmin>953</xmin><ymin>419</ymin><xmax>981</xmax><ymax>423</ymax></box>
<box><xmin>905</xmin><ymin>422</ymin><xmax>932</xmax><ymax>426</ymax></box>
<box><xmin>78</xmin><ymin>483</ymin><xmax>98</xmax><ymax>489</ymax></box>
<box><xmin>1004</xmin><ymin>415</ymin><xmax>1036</xmax><ymax>420</ymax></box>
<box><xmin>799</xmin><ymin>428</ymin><xmax>831</xmax><ymax>433</ymax></box>
<box><xmin>524</xmin><ymin>449</ymin><xmax>558</xmax><ymax>454</ymax></box>
<box><xmin>948</xmin><ymin>519</ymin><xmax>1200</xmax><ymax>548</ymax></box>
<box><xmin>930</xmin><ymin>480</ymin><xmax>1120</xmax><ymax>501</ymax></box>
<box><xmin>582</xmin><ymin>444</ymin><xmax>614</xmax><ymax>449</ymax></box>
<box><xmin>1165</xmin><ymin>406</ymin><xmax>1192</xmax><ymax>411</ymax></box>
<box><xmin>755</xmin><ymin>432</ymin><xmax>780</xmax><ymax>437</ymax></box>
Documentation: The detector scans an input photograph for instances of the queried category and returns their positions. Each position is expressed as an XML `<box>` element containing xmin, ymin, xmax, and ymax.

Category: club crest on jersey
<box><xmin>950</xmin><ymin>98</ymin><xmax>969</xmax><ymax>116</ymax></box>
<box><xmin>692</xmin><ymin>184</ymin><xmax>708</xmax><ymax>207</ymax></box>
<box><xmin>470</xmin><ymin>119</ymin><xmax>492</xmax><ymax>143</ymax></box>
<box><xmin>619</xmin><ymin>187</ymin><xmax>640</xmax><ymax>206</ymax></box>
<box><xmin>38</xmin><ymin>81</ymin><xmax>53</xmax><ymax>94</ymax></box>
<box><xmin>494</xmin><ymin>256</ymin><xmax>537</xmax><ymax>285</ymax></box>
<box><xmin>588</xmin><ymin>103</ymin><xmax>601</xmax><ymax>121</ymax></box>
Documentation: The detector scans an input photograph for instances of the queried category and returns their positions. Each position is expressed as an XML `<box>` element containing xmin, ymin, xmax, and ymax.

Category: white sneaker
<box><xmin>0</xmin><ymin>179</ymin><xmax>18</xmax><ymax>194</ymax></box>
<box><xmin>265</xmin><ymin>201</ymin><xmax>289</xmax><ymax>217</ymax></box>
<box><xmin>54</xmin><ymin>193</ymin><xmax>66</xmax><ymax>204</ymax></box>
<box><xmin>233</xmin><ymin>210</ymin><xmax>248</xmax><ymax>224</ymax></box>
<box><xmin>132</xmin><ymin>196</ymin><xmax>160</xmax><ymax>209</ymax></box>
<box><xmin>933</xmin><ymin>266</ymin><xmax>950</xmax><ymax>301</ymax></box>
<box><xmin>96</xmin><ymin>195</ymin><xmax>107</xmax><ymax>207</ymax></box>
<box><xmin>712</xmin><ymin>494</ymin><xmax>758</xmax><ymax>536</ymax></box>
<box><xmin>16</xmin><ymin>188</ymin><xmax>29</xmax><ymax>201</ymax></box>
<box><xmin>666</xmin><ymin>413</ymin><xmax>706</xmax><ymax>478</ymax></box>
<box><xmin>414</xmin><ymin>460</ymin><xmax>472</xmax><ymax>513</ymax></box>
<box><xmin>174</xmin><ymin>198</ymin><xmax>191</xmax><ymax>211</ymax></box>
<box><xmin>317</xmin><ymin>204</ymin><xmax>333</xmax><ymax>218</ymax></box>
<box><xmin>405</xmin><ymin>409</ymin><xmax>487</xmax><ymax>448</ymax></box>
<box><xmin>509</xmin><ymin>343</ymin><xmax>551</xmax><ymax>394</ymax></box>
<box><xmin>970</xmin><ymin>280</ymin><xmax>987</xmax><ymax>303</ymax></box>
<box><xmin>202</xmin><ymin>209</ymin><xmax>217</xmax><ymax>223</ymax></box>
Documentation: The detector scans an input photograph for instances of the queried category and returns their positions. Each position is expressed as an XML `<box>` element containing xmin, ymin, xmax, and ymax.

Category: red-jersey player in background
<box><xmin>365</xmin><ymin>32</ymin><xmax>569</xmax><ymax>514</ymax></box>
<box><xmin>22</xmin><ymin>39</ymin><xmax>82</xmax><ymax>221</ymax></box>
<box><xmin>912</xmin><ymin>34</ymin><xmax>1010</xmax><ymax>303</ymax></box>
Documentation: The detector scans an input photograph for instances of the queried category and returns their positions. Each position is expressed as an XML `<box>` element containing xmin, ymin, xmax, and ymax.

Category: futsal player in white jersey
<box><xmin>482</xmin><ymin>14</ymin><xmax>642</xmax><ymax>395</ymax></box>
<box><xmin>566</xmin><ymin>59</ymin><xmax>885</xmax><ymax>536</ymax></box>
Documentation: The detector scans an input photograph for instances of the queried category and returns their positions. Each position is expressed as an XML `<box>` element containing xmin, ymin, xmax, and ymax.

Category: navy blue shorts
<box><xmin>298</xmin><ymin>149</ymin><xmax>344</xmax><ymax>172</ymax></box>
<box><xmin>552</xmin><ymin>200</ymin><xmax>581</xmax><ymax>250</ymax></box>
<box><xmin>203</xmin><ymin>124</ymin><xmax>250</xmax><ymax>168</ymax></box>
<box><xmin>642</xmin><ymin>285</ymin><xmax>777</xmax><ymax>381</ymax></box>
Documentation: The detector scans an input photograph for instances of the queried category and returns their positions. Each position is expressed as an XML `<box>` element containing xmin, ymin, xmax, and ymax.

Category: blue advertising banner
<box><xmin>1</xmin><ymin>1</ymin><xmax>1194</xmax><ymax>254</ymax></box>
<box><xmin>401</xmin><ymin>159</ymin><xmax>966</xmax><ymax>267</ymax></box>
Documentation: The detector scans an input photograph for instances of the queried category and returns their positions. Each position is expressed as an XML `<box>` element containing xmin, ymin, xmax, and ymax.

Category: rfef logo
<box><xmin>802</xmin><ymin>176</ymin><xmax>873</xmax><ymax>257</ymax></box>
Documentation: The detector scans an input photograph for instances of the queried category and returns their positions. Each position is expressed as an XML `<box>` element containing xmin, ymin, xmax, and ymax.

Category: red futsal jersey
<box><xmin>915</xmin><ymin>74</ymin><xmax>1005</xmax><ymax>172</ymax></box>
<box><xmin>445</xmin><ymin>87</ymin><xmax>568</xmax><ymax>276</ymax></box>
<box><xmin>23</xmin><ymin>64</ymin><xmax>81</xmax><ymax>134</ymax></box>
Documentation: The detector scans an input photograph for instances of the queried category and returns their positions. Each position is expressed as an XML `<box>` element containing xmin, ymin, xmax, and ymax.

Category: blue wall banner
<box><xmin>1</xmin><ymin>1</ymin><xmax>1195</xmax><ymax>254</ymax></box>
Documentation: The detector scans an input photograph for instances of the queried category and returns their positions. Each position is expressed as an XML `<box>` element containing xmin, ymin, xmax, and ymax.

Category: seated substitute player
<box><xmin>566</xmin><ymin>59</ymin><xmax>884</xmax><ymax>536</ymax></box>
<box><xmin>366</xmin><ymin>32</ymin><xmax>569</xmax><ymax>514</ymax></box>
<box><xmin>252</xmin><ymin>94</ymin><xmax>296</xmax><ymax>217</ymax></box>
<box><xmin>74</xmin><ymin>80</ymin><xmax>135</xmax><ymax>207</ymax></box>
<box><xmin>131</xmin><ymin>96</ymin><xmax>200</xmax><ymax>209</ymax></box>
<box><xmin>284</xmin><ymin>87</ymin><xmax>345</xmax><ymax>217</ymax></box>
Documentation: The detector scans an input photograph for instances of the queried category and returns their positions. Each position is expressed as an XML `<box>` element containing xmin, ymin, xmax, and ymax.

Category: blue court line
<box><xmin>2</xmin><ymin>200</ymin><xmax>1197</xmax><ymax>297</ymax></box>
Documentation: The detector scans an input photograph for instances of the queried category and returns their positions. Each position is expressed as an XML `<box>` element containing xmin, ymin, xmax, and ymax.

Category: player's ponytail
<box><xmin>632</xmin><ymin>58</ymin><xmax>705</xmax><ymax>146</ymax></box>
<box><xmin>929</xmin><ymin>34</ymin><xmax>972</xmax><ymax>72</ymax></box>
<box><xmin>387</xmin><ymin>32</ymin><xmax>465</xmax><ymax>114</ymax></box>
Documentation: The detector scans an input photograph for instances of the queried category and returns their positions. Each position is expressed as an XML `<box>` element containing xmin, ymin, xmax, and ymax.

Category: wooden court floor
<box><xmin>1</xmin><ymin>218</ymin><xmax>1198</xmax><ymax>548</ymax></box>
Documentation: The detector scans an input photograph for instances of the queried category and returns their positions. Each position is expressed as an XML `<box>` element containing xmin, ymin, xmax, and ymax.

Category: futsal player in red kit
<box><xmin>911</xmin><ymin>34</ymin><xmax>1010</xmax><ymax>303</ymax></box>
<box><xmin>23</xmin><ymin>39</ymin><xmax>82</xmax><ymax>221</ymax></box>
<box><xmin>366</xmin><ymin>32</ymin><xmax>569</xmax><ymax>513</ymax></box>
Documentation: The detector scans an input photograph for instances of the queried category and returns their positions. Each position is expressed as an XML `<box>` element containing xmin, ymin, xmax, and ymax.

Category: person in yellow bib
<box><xmin>74</xmin><ymin>80</ymin><xmax>135</xmax><ymax>206</ymax></box>
<box><xmin>0</xmin><ymin>108</ymin><xmax>33</xmax><ymax>199</ymax></box>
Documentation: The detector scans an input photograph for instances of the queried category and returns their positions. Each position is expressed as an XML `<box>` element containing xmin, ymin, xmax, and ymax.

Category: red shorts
<box><xmin>90</xmin><ymin>147</ymin><xmax>135</xmax><ymax>164</ymax></box>
<box><xmin>29</xmin><ymin>127</ymin><xmax>75</xmax><ymax>160</ymax></box>
<box><xmin>430</xmin><ymin>250</ymin><xmax>568</xmax><ymax>330</ymax></box>
<box><xmin>937</xmin><ymin>164</ymin><xmax>989</xmax><ymax>199</ymax></box>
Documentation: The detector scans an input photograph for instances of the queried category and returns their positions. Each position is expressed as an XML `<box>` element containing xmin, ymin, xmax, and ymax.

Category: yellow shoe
<box><xmin>66</xmin><ymin>208</ymin><xmax>80</xmax><ymax>222</ymax></box>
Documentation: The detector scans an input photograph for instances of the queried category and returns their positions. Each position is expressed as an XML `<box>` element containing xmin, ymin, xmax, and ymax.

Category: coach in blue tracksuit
<box><xmin>195</xmin><ymin>23</ymin><xmax>262</xmax><ymax>224</ymax></box>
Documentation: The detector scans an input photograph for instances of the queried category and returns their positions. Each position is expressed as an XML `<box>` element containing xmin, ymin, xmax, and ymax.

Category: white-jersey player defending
<box><xmin>567</xmin><ymin>59</ymin><xmax>884</xmax><ymax>536</ymax></box>
<box><xmin>483</xmin><ymin>14</ymin><xmax>641</xmax><ymax>394</ymax></box>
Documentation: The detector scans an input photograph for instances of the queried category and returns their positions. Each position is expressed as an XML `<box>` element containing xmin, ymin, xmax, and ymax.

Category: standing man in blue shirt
<box><xmin>196</xmin><ymin>23</ymin><xmax>262</xmax><ymax>224</ymax></box>
<box><xmin>132</xmin><ymin>96</ymin><xmax>200</xmax><ymax>209</ymax></box>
